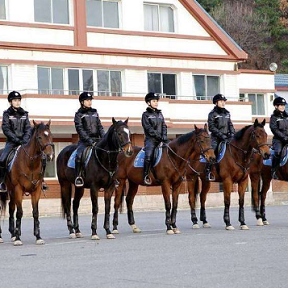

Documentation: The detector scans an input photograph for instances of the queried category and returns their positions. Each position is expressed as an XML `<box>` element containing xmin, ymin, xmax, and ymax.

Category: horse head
<box><xmin>112</xmin><ymin>117</ymin><xmax>133</xmax><ymax>157</ymax></box>
<box><xmin>32</xmin><ymin>120</ymin><xmax>54</xmax><ymax>161</ymax></box>
<box><xmin>194</xmin><ymin>124</ymin><xmax>216</xmax><ymax>163</ymax></box>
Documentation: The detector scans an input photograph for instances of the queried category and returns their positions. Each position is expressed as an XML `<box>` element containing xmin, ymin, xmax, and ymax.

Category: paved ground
<box><xmin>0</xmin><ymin>206</ymin><xmax>288</xmax><ymax>288</ymax></box>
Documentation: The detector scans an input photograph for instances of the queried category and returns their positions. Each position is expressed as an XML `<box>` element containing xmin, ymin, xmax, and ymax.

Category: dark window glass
<box><xmin>148</xmin><ymin>73</ymin><xmax>161</xmax><ymax>94</ymax></box>
<box><xmin>163</xmin><ymin>74</ymin><xmax>176</xmax><ymax>99</ymax></box>
<box><xmin>37</xmin><ymin>67</ymin><xmax>50</xmax><ymax>94</ymax></box>
<box><xmin>86</xmin><ymin>0</ymin><xmax>102</xmax><ymax>27</ymax></box>
<box><xmin>51</xmin><ymin>68</ymin><xmax>64</xmax><ymax>95</ymax></box>
<box><xmin>53</xmin><ymin>0</ymin><xmax>69</xmax><ymax>24</ymax></box>
<box><xmin>103</xmin><ymin>1</ymin><xmax>119</xmax><ymax>28</ymax></box>
<box><xmin>110</xmin><ymin>71</ymin><xmax>121</xmax><ymax>96</ymax></box>
<box><xmin>0</xmin><ymin>0</ymin><xmax>6</xmax><ymax>20</ymax></box>
<box><xmin>68</xmin><ymin>69</ymin><xmax>80</xmax><ymax>95</ymax></box>
<box><xmin>97</xmin><ymin>70</ymin><xmax>109</xmax><ymax>96</ymax></box>
<box><xmin>83</xmin><ymin>70</ymin><xmax>94</xmax><ymax>92</ymax></box>
<box><xmin>194</xmin><ymin>75</ymin><xmax>205</xmax><ymax>100</ymax></box>
<box><xmin>34</xmin><ymin>0</ymin><xmax>51</xmax><ymax>23</ymax></box>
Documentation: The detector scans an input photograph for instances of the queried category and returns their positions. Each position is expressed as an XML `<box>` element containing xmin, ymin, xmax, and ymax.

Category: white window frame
<box><xmin>144</xmin><ymin>2</ymin><xmax>175</xmax><ymax>33</ymax></box>
<box><xmin>193</xmin><ymin>74</ymin><xmax>221</xmax><ymax>100</ymax></box>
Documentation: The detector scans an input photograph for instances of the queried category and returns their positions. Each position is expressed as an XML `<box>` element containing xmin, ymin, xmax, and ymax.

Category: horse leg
<box><xmin>171</xmin><ymin>183</ymin><xmax>181</xmax><ymax>234</ymax></box>
<box><xmin>60</xmin><ymin>181</ymin><xmax>75</xmax><ymax>238</ymax></box>
<box><xmin>161</xmin><ymin>181</ymin><xmax>173</xmax><ymax>234</ymax></box>
<box><xmin>73</xmin><ymin>187</ymin><xmax>84</xmax><ymax>238</ymax></box>
<box><xmin>126</xmin><ymin>180</ymin><xmax>141</xmax><ymax>233</ymax></box>
<box><xmin>250</xmin><ymin>173</ymin><xmax>263</xmax><ymax>226</ymax></box>
<box><xmin>260</xmin><ymin>178</ymin><xmax>271</xmax><ymax>225</ymax></box>
<box><xmin>200</xmin><ymin>180</ymin><xmax>211</xmax><ymax>228</ymax></box>
<box><xmin>31</xmin><ymin>188</ymin><xmax>45</xmax><ymax>244</ymax></box>
<box><xmin>112</xmin><ymin>179</ymin><xmax>126</xmax><ymax>234</ymax></box>
<box><xmin>238</xmin><ymin>178</ymin><xmax>249</xmax><ymax>230</ymax></box>
<box><xmin>9</xmin><ymin>197</ymin><xmax>16</xmax><ymax>241</ymax></box>
<box><xmin>90</xmin><ymin>186</ymin><xmax>100</xmax><ymax>240</ymax></box>
<box><xmin>14</xmin><ymin>187</ymin><xmax>24</xmax><ymax>246</ymax></box>
<box><xmin>188</xmin><ymin>177</ymin><xmax>199</xmax><ymax>228</ymax></box>
<box><xmin>223</xmin><ymin>180</ymin><xmax>234</xmax><ymax>230</ymax></box>
<box><xmin>103</xmin><ymin>185</ymin><xmax>116</xmax><ymax>239</ymax></box>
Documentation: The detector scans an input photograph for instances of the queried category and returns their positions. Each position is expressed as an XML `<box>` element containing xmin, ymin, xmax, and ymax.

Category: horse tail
<box><xmin>119</xmin><ymin>182</ymin><xmax>126</xmax><ymax>214</ymax></box>
<box><xmin>0</xmin><ymin>192</ymin><xmax>8</xmax><ymax>217</ymax></box>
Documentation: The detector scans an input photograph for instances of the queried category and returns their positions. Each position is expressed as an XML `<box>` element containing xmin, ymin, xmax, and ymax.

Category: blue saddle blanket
<box><xmin>263</xmin><ymin>147</ymin><xmax>288</xmax><ymax>167</ymax></box>
<box><xmin>67</xmin><ymin>148</ymin><xmax>93</xmax><ymax>169</ymax></box>
<box><xmin>134</xmin><ymin>147</ymin><xmax>162</xmax><ymax>168</ymax></box>
<box><xmin>200</xmin><ymin>141</ymin><xmax>226</xmax><ymax>164</ymax></box>
<box><xmin>8</xmin><ymin>146</ymin><xmax>21</xmax><ymax>172</ymax></box>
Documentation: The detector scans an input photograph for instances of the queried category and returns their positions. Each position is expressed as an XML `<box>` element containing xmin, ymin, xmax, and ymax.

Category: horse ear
<box><xmin>124</xmin><ymin>117</ymin><xmax>129</xmax><ymax>125</ymax></box>
<box><xmin>46</xmin><ymin>120</ymin><xmax>51</xmax><ymax>128</ymax></box>
<box><xmin>204</xmin><ymin>123</ymin><xmax>208</xmax><ymax>132</ymax></box>
<box><xmin>254</xmin><ymin>118</ymin><xmax>259</xmax><ymax>128</ymax></box>
<box><xmin>112</xmin><ymin>117</ymin><xmax>117</xmax><ymax>125</ymax></box>
<box><xmin>261</xmin><ymin>119</ymin><xmax>266</xmax><ymax>127</ymax></box>
<box><xmin>33</xmin><ymin>120</ymin><xmax>38</xmax><ymax>127</ymax></box>
<box><xmin>194</xmin><ymin>125</ymin><xmax>199</xmax><ymax>133</ymax></box>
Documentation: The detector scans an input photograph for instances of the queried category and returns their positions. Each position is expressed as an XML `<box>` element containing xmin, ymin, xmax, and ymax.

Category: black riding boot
<box><xmin>205</xmin><ymin>163</ymin><xmax>215</xmax><ymax>181</ymax></box>
<box><xmin>143</xmin><ymin>159</ymin><xmax>152</xmax><ymax>185</ymax></box>
<box><xmin>75</xmin><ymin>159</ymin><xmax>84</xmax><ymax>187</ymax></box>
<box><xmin>271</xmin><ymin>156</ymin><xmax>280</xmax><ymax>180</ymax></box>
<box><xmin>41</xmin><ymin>156</ymin><xmax>49</xmax><ymax>191</ymax></box>
<box><xmin>0</xmin><ymin>165</ymin><xmax>7</xmax><ymax>193</ymax></box>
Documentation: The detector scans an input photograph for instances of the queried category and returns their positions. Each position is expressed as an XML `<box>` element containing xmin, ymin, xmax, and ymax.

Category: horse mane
<box><xmin>176</xmin><ymin>131</ymin><xmax>195</xmax><ymax>145</ymax></box>
<box><xmin>98</xmin><ymin>120</ymin><xmax>126</xmax><ymax>147</ymax></box>
<box><xmin>234</xmin><ymin>122</ymin><xmax>264</xmax><ymax>140</ymax></box>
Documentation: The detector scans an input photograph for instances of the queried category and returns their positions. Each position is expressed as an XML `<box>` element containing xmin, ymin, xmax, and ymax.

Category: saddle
<box><xmin>263</xmin><ymin>145</ymin><xmax>288</xmax><ymax>167</ymax></box>
<box><xmin>200</xmin><ymin>141</ymin><xmax>227</xmax><ymax>164</ymax></box>
<box><xmin>7</xmin><ymin>146</ymin><xmax>21</xmax><ymax>172</ymax></box>
<box><xmin>67</xmin><ymin>146</ymin><xmax>93</xmax><ymax>169</ymax></box>
<box><xmin>134</xmin><ymin>144</ymin><xmax>163</xmax><ymax>168</ymax></box>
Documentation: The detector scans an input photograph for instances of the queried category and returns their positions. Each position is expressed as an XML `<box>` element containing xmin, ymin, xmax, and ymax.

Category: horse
<box><xmin>0</xmin><ymin>121</ymin><xmax>54</xmax><ymax>246</ymax></box>
<box><xmin>187</xmin><ymin>119</ymin><xmax>270</xmax><ymax>230</ymax></box>
<box><xmin>57</xmin><ymin>118</ymin><xmax>133</xmax><ymax>240</ymax></box>
<box><xmin>112</xmin><ymin>124</ymin><xmax>216</xmax><ymax>235</ymax></box>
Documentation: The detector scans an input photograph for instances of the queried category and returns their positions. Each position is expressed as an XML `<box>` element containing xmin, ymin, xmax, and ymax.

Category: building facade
<box><xmin>0</xmin><ymin>0</ymin><xmax>276</xmax><ymax>196</ymax></box>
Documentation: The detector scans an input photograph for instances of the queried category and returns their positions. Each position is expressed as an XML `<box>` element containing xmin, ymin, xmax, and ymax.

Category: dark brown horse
<box><xmin>57</xmin><ymin>118</ymin><xmax>133</xmax><ymax>240</ymax></box>
<box><xmin>0</xmin><ymin>121</ymin><xmax>54</xmax><ymax>246</ymax></box>
<box><xmin>188</xmin><ymin>119</ymin><xmax>270</xmax><ymax>230</ymax></box>
<box><xmin>112</xmin><ymin>125</ymin><xmax>215</xmax><ymax>235</ymax></box>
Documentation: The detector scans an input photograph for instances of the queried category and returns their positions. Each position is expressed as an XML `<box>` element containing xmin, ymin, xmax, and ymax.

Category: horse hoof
<box><xmin>166</xmin><ymin>229</ymin><xmax>174</xmax><ymax>235</ymax></box>
<box><xmin>0</xmin><ymin>238</ymin><xmax>3</xmax><ymax>243</ymax></box>
<box><xmin>91</xmin><ymin>235</ymin><xmax>100</xmax><ymax>240</ymax></box>
<box><xmin>76</xmin><ymin>233</ymin><xmax>84</xmax><ymax>238</ymax></box>
<box><xmin>240</xmin><ymin>225</ymin><xmax>249</xmax><ymax>230</ymax></box>
<box><xmin>131</xmin><ymin>225</ymin><xmax>142</xmax><ymax>233</ymax></box>
<box><xmin>11</xmin><ymin>237</ymin><xmax>16</xmax><ymax>242</ymax></box>
<box><xmin>36</xmin><ymin>239</ymin><xmax>45</xmax><ymax>245</ymax></box>
<box><xmin>112</xmin><ymin>230</ymin><xmax>119</xmax><ymax>234</ymax></box>
<box><xmin>225</xmin><ymin>225</ymin><xmax>235</xmax><ymax>231</ymax></box>
<box><xmin>69</xmin><ymin>233</ymin><xmax>76</xmax><ymax>239</ymax></box>
<box><xmin>203</xmin><ymin>223</ymin><xmax>211</xmax><ymax>228</ymax></box>
<box><xmin>192</xmin><ymin>224</ymin><xmax>200</xmax><ymax>229</ymax></box>
<box><xmin>14</xmin><ymin>240</ymin><xmax>23</xmax><ymax>246</ymax></box>
<box><xmin>172</xmin><ymin>228</ymin><xmax>181</xmax><ymax>234</ymax></box>
<box><xmin>257</xmin><ymin>219</ymin><xmax>264</xmax><ymax>226</ymax></box>
<box><xmin>106</xmin><ymin>234</ymin><xmax>116</xmax><ymax>239</ymax></box>
<box><xmin>263</xmin><ymin>220</ymin><xmax>270</xmax><ymax>225</ymax></box>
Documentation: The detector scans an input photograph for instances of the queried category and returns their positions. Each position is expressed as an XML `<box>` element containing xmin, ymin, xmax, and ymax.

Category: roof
<box><xmin>275</xmin><ymin>74</ymin><xmax>288</xmax><ymax>87</ymax></box>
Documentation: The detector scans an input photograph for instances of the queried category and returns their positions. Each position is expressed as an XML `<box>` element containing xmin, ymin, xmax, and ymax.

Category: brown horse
<box><xmin>188</xmin><ymin>119</ymin><xmax>270</xmax><ymax>230</ymax></box>
<box><xmin>57</xmin><ymin>118</ymin><xmax>133</xmax><ymax>240</ymax></box>
<box><xmin>112</xmin><ymin>125</ymin><xmax>216</xmax><ymax>235</ymax></box>
<box><xmin>0</xmin><ymin>121</ymin><xmax>54</xmax><ymax>246</ymax></box>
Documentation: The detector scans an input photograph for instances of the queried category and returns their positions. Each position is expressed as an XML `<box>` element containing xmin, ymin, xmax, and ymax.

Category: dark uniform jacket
<box><xmin>270</xmin><ymin>109</ymin><xmax>288</xmax><ymax>142</ymax></box>
<box><xmin>2</xmin><ymin>106</ymin><xmax>31</xmax><ymax>144</ymax></box>
<box><xmin>74</xmin><ymin>107</ymin><xmax>105</xmax><ymax>145</ymax></box>
<box><xmin>142</xmin><ymin>107</ymin><xmax>168</xmax><ymax>143</ymax></box>
<box><xmin>208</xmin><ymin>106</ymin><xmax>235</xmax><ymax>140</ymax></box>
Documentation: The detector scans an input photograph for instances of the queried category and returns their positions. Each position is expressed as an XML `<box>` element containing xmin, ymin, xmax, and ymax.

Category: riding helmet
<box><xmin>273</xmin><ymin>96</ymin><xmax>287</xmax><ymax>106</ymax></box>
<box><xmin>8</xmin><ymin>91</ymin><xmax>22</xmax><ymax>102</ymax></box>
<box><xmin>213</xmin><ymin>94</ymin><xmax>227</xmax><ymax>104</ymax></box>
<box><xmin>145</xmin><ymin>92</ymin><xmax>160</xmax><ymax>103</ymax></box>
<box><xmin>79</xmin><ymin>92</ymin><xmax>93</xmax><ymax>102</ymax></box>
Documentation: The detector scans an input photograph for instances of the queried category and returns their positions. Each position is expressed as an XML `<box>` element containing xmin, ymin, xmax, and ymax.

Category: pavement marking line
<box><xmin>235</xmin><ymin>242</ymin><xmax>247</xmax><ymax>245</ymax></box>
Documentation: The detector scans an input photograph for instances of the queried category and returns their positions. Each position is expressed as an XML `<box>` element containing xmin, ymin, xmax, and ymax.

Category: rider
<box><xmin>142</xmin><ymin>92</ymin><xmax>168</xmax><ymax>185</ymax></box>
<box><xmin>0</xmin><ymin>91</ymin><xmax>32</xmax><ymax>192</ymax></box>
<box><xmin>270</xmin><ymin>96</ymin><xmax>288</xmax><ymax>179</ymax></box>
<box><xmin>207</xmin><ymin>93</ymin><xmax>235</xmax><ymax>181</ymax></box>
<box><xmin>74</xmin><ymin>92</ymin><xmax>105</xmax><ymax>187</ymax></box>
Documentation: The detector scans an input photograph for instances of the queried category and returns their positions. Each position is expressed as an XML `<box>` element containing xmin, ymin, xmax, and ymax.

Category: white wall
<box><xmin>239</xmin><ymin>73</ymin><xmax>275</xmax><ymax>90</ymax></box>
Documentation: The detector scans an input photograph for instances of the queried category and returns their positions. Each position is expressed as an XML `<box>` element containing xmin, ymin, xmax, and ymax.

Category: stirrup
<box><xmin>75</xmin><ymin>176</ymin><xmax>84</xmax><ymax>187</ymax></box>
<box><xmin>144</xmin><ymin>175</ymin><xmax>152</xmax><ymax>185</ymax></box>
<box><xmin>206</xmin><ymin>172</ymin><xmax>215</xmax><ymax>182</ymax></box>
<box><xmin>272</xmin><ymin>171</ymin><xmax>279</xmax><ymax>180</ymax></box>
<box><xmin>0</xmin><ymin>182</ymin><xmax>7</xmax><ymax>193</ymax></box>
<box><xmin>42</xmin><ymin>182</ymin><xmax>49</xmax><ymax>191</ymax></box>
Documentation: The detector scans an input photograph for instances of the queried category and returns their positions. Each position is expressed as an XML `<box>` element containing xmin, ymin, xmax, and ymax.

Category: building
<box><xmin>0</xmin><ymin>0</ymin><xmax>276</xmax><ymax>197</ymax></box>
<box><xmin>275</xmin><ymin>74</ymin><xmax>288</xmax><ymax>100</ymax></box>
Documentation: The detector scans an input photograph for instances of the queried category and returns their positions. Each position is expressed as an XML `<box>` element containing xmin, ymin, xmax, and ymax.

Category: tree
<box><xmin>196</xmin><ymin>0</ymin><xmax>221</xmax><ymax>13</ymax></box>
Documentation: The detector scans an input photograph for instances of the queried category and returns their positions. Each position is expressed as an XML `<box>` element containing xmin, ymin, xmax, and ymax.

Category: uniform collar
<box><xmin>213</xmin><ymin>106</ymin><xmax>228</xmax><ymax>114</ymax></box>
<box><xmin>78</xmin><ymin>107</ymin><xmax>96</xmax><ymax>113</ymax></box>
<box><xmin>273</xmin><ymin>109</ymin><xmax>288</xmax><ymax>117</ymax></box>
<box><xmin>7</xmin><ymin>106</ymin><xmax>26</xmax><ymax>115</ymax></box>
<box><xmin>146</xmin><ymin>107</ymin><xmax>161</xmax><ymax>113</ymax></box>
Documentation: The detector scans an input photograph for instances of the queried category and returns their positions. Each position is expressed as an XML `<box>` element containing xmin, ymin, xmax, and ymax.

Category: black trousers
<box><xmin>0</xmin><ymin>142</ymin><xmax>18</xmax><ymax>167</ymax></box>
<box><xmin>144</xmin><ymin>139</ymin><xmax>160</xmax><ymax>163</ymax></box>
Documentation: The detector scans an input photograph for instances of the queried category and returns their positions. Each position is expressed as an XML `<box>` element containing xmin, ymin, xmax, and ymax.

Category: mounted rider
<box><xmin>207</xmin><ymin>93</ymin><xmax>235</xmax><ymax>181</ymax></box>
<box><xmin>142</xmin><ymin>92</ymin><xmax>168</xmax><ymax>185</ymax></box>
<box><xmin>0</xmin><ymin>91</ymin><xmax>33</xmax><ymax>192</ymax></box>
<box><xmin>74</xmin><ymin>92</ymin><xmax>105</xmax><ymax>187</ymax></box>
<box><xmin>270</xmin><ymin>96</ymin><xmax>288</xmax><ymax>179</ymax></box>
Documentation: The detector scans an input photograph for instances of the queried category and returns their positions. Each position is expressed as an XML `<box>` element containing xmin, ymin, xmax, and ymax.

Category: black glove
<box><xmin>283</xmin><ymin>137</ymin><xmax>288</xmax><ymax>144</ymax></box>
<box><xmin>14</xmin><ymin>138</ymin><xmax>22</xmax><ymax>145</ymax></box>
<box><xmin>155</xmin><ymin>133</ymin><xmax>162</xmax><ymax>142</ymax></box>
<box><xmin>162</xmin><ymin>136</ymin><xmax>170</xmax><ymax>144</ymax></box>
<box><xmin>219</xmin><ymin>134</ymin><xmax>228</xmax><ymax>141</ymax></box>
<box><xmin>87</xmin><ymin>139</ymin><xmax>94</xmax><ymax>146</ymax></box>
<box><xmin>20</xmin><ymin>140</ymin><xmax>27</xmax><ymax>145</ymax></box>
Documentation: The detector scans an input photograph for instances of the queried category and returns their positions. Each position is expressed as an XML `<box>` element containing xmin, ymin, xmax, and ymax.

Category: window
<box><xmin>148</xmin><ymin>73</ymin><xmax>176</xmax><ymax>99</ymax></box>
<box><xmin>68</xmin><ymin>69</ymin><xmax>95</xmax><ymax>95</ymax></box>
<box><xmin>0</xmin><ymin>0</ymin><xmax>6</xmax><ymax>20</ymax></box>
<box><xmin>86</xmin><ymin>0</ymin><xmax>119</xmax><ymax>28</ymax></box>
<box><xmin>0</xmin><ymin>66</ymin><xmax>8</xmax><ymax>94</ymax></box>
<box><xmin>34</xmin><ymin>0</ymin><xmax>69</xmax><ymax>24</ymax></box>
<box><xmin>248</xmin><ymin>93</ymin><xmax>265</xmax><ymax>115</ymax></box>
<box><xmin>37</xmin><ymin>67</ymin><xmax>64</xmax><ymax>95</ymax></box>
<box><xmin>144</xmin><ymin>3</ymin><xmax>174</xmax><ymax>32</ymax></box>
<box><xmin>97</xmin><ymin>70</ymin><xmax>122</xmax><ymax>96</ymax></box>
<box><xmin>193</xmin><ymin>75</ymin><xmax>220</xmax><ymax>100</ymax></box>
